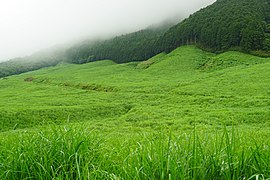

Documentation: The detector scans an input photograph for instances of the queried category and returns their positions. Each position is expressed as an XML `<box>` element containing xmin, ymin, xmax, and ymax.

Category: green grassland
<box><xmin>1</xmin><ymin>46</ymin><xmax>270</xmax><ymax>179</ymax></box>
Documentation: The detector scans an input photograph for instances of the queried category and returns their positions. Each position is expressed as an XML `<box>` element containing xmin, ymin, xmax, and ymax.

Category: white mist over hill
<box><xmin>0</xmin><ymin>0</ymin><xmax>215</xmax><ymax>62</ymax></box>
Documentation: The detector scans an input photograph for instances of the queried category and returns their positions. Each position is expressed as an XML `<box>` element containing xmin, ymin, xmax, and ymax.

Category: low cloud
<box><xmin>0</xmin><ymin>0</ymin><xmax>215</xmax><ymax>62</ymax></box>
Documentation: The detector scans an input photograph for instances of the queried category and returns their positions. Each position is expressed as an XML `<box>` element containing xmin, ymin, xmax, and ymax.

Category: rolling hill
<box><xmin>1</xmin><ymin>0</ymin><xmax>270</xmax><ymax>78</ymax></box>
<box><xmin>1</xmin><ymin>45</ymin><xmax>270</xmax><ymax>132</ymax></box>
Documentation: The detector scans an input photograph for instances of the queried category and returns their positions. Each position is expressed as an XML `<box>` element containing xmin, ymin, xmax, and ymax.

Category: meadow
<box><xmin>1</xmin><ymin>46</ymin><xmax>270</xmax><ymax>179</ymax></box>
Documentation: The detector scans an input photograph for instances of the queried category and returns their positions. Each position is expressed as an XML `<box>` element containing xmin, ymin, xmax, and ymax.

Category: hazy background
<box><xmin>0</xmin><ymin>0</ymin><xmax>215</xmax><ymax>62</ymax></box>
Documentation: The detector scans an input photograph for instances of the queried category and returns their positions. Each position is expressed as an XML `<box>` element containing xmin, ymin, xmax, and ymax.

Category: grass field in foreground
<box><xmin>0</xmin><ymin>46</ymin><xmax>270</xmax><ymax>179</ymax></box>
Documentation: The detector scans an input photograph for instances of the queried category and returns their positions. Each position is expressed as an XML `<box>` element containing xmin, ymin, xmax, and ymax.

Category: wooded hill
<box><xmin>1</xmin><ymin>0</ymin><xmax>270</xmax><ymax>78</ymax></box>
<box><xmin>65</xmin><ymin>24</ymin><xmax>171</xmax><ymax>64</ymax></box>
<box><xmin>159</xmin><ymin>0</ymin><xmax>270</xmax><ymax>54</ymax></box>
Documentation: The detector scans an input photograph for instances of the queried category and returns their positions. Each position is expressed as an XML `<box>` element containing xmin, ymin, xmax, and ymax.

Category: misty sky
<box><xmin>0</xmin><ymin>0</ymin><xmax>216</xmax><ymax>62</ymax></box>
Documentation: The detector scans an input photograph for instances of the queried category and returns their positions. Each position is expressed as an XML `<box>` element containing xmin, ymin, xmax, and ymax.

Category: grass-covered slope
<box><xmin>1</xmin><ymin>46</ymin><xmax>270</xmax><ymax>179</ymax></box>
<box><xmin>1</xmin><ymin>46</ymin><xmax>270</xmax><ymax>131</ymax></box>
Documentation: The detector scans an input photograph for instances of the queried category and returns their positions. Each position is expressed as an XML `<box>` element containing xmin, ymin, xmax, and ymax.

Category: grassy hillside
<box><xmin>1</xmin><ymin>46</ymin><xmax>270</xmax><ymax>179</ymax></box>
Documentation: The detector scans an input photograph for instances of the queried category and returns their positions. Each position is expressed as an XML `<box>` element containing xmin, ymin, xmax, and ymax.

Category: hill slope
<box><xmin>1</xmin><ymin>46</ymin><xmax>270</xmax><ymax>132</ymax></box>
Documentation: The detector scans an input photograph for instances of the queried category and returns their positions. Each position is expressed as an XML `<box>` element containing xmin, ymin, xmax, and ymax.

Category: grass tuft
<box><xmin>1</xmin><ymin>125</ymin><xmax>270</xmax><ymax>179</ymax></box>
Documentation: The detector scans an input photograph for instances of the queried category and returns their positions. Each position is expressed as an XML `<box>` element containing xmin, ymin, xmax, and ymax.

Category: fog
<box><xmin>0</xmin><ymin>0</ymin><xmax>216</xmax><ymax>62</ymax></box>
